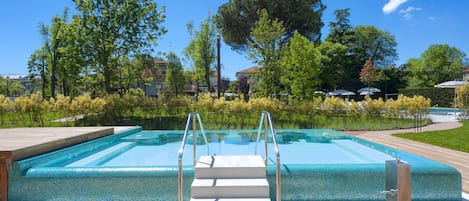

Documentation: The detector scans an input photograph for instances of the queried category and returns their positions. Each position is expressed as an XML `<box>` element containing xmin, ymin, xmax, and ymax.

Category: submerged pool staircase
<box><xmin>178</xmin><ymin>112</ymin><xmax>281</xmax><ymax>201</ymax></box>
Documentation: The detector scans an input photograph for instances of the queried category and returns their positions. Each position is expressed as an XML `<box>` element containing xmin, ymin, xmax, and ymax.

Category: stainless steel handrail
<box><xmin>255</xmin><ymin>111</ymin><xmax>281</xmax><ymax>201</ymax></box>
<box><xmin>177</xmin><ymin>112</ymin><xmax>209</xmax><ymax>201</ymax></box>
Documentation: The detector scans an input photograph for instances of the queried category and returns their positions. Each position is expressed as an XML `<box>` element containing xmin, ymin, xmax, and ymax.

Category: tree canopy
<box><xmin>248</xmin><ymin>9</ymin><xmax>285</xmax><ymax>97</ymax></box>
<box><xmin>281</xmin><ymin>31</ymin><xmax>322</xmax><ymax>100</ymax></box>
<box><xmin>73</xmin><ymin>0</ymin><xmax>166</xmax><ymax>93</ymax></box>
<box><xmin>215</xmin><ymin>0</ymin><xmax>325</xmax><ymax>51</ymax></box>
<box><xmin>405</xmin><ymin>44</ymin><xmax>466</xmax><ymax>88</ymax></box>
<box><xmin>165</xmin><ymin>52</ymin><xmax>185</xmax><ymax>97</ymax></box>
<box><xmin>184</xmin><ymin>15</ymin><xmax>217</xmax><ymax>93</ymax></box>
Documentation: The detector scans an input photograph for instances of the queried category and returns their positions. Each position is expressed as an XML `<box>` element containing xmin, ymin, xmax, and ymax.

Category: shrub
<box><xmin>362</xmin><ymin>96</ymin><xmax>385</xmax><ymax>118</ymax></box>
<box><xmin>456</xmin><ymin>84</ymin><xmax>469</xmax><ymax>114</ymax></box>
<box><xmin>0</xmin><ymin>95</ymin><xmax>12</xmax><ymax>123</ymax></box>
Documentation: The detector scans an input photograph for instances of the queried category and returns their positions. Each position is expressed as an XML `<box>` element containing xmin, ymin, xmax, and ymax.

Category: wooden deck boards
<box><xmin>346</xmin><ymin>121</ymin><xmax>469</xmax><ymax>193</ymax></box>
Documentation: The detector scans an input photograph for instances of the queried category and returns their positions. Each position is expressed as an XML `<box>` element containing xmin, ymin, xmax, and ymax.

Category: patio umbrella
<box><xmin>328</xmin><ymin>89</ymin><xmax>355</xmax><ymax>99</ymax></box>
<box><xmin>435</xmin><ymin>80</ymin><xmax>469</xmax><ymax>103</ymax></box>
<box><xmin>357</xmin><ymin>87</ymin><xmax>381</xmax><ymax>93</ymax></box>
<box><xmin>434</xmin><ymin>80</ymin><xmax>468</xmax><ymax>88</ymax></box>
<box><xmin>360</xmin><ymin>91</ymin><xmax>374</xmax><ymax>96</ymax></box>
<box><xmin>330</xmin><ymin>89</ymin><xmax>355</xmax><ymax>96</ymax></box>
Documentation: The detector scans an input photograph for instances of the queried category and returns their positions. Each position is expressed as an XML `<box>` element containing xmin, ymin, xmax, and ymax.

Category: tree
<box><xmin>165</xmin><ymin>52</ymin><xmax>186</xmax><ymax>97</ymax></box>
<box><xmin>36</xmin><ymin>8</ymin><xmax>70</xmax><ymax>99</ymax></box>
<box><xmin>184</xmin><ymin>15</ymin><xmax>217</xmax><ymax>94</ymax></box>
<box><xmin>0</xmin><ymin>77</ymin><xmax>25</xmax><ymax>97</ymax></box>
<box><xmin>343</xmin><ymin>25</ymin><xmax>398</xmax><ymax>89</ymax></box>
<box><xmin>326</xmin><ymin>8</ymin><xmax>353</xmax><ymax>45</ymax></box>
<box><xmin>359</xmin><ymin>59</ymin><xmax>376</xmax><ymax>88</ymax></box>
<box><xmin>317</xmin><ymin>41</ymin><xmax>348</xmax><ymax>90</ymax></box>
<box><xmin>375</xmin><ymin>65</ymin><xmax>408</xmax><ymax>97</ymax></box>
<box><xmin>56</xmin><ymin>15</ymin><xmax>86</xmax><ymax>97</ymax></box>
<box><xmin>456</xmin><ymin>84</ymin><xmax>469</xmax><ymax>114</ymax></box>
<box><xmin>133</xmin><ymin>54</ymin><xmax>159</xmax><ymax>96</ymax></box>
<box><xmin>405</xmin><ymin>44</ymin><xmax>466</xmax><ymax>88</ymax></box>
<box><xmin>321</xmin><ymin>8</ymin><xmax>354</xmax><ymax>90</ymax></box>
<box><xmin>349</xmin><ymin>26</ymin><xmax>398</xmax><ymax>68</ymax></box>
<box><xmin>215</xmin><ymin>0</ymin><xmax>325</xmax><ymax>51</ymax></box>
<box><xmin>281</xmin><ymin>32</ymin><xmax>322</xmax><ymax>100</ymax></box>
<box><xmin>28</xmin><ymin>47</ymin><xmax>49</xmax><ymax>96</ymax></box>
<box><xmin>74</xmin><ymin>0</ymin><xmax>166</xmax><ymax>93</ymax></box>
<box><xmin>248</xmin><ymin>9</ymin><xmax>285</xmax><ymax>98</ymax></box>
<box><xmin>237</xmin><ymin>76</ymin><xmax>250</xmax><ymax>101</ymax></box>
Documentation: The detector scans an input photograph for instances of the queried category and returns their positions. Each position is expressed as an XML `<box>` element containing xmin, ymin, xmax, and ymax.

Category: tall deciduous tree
<box><xmin>216</xmin><ymin>0</ymin><xmax>325</xmax><ymax>51</ymax></box>
<box><xmin>341</xmin><ymin>25</ymin><xmax>398</xmax><ymax>89</ymax></box>
<box><xmin>28</xmin><ymin>47</ymin><xmax>49</xmax><ymax>96</ymax></box>
<box><xmin>74</xmin><ymin>0</ymin><xmax>166</xmax><ymax>93</ymax></box>
<box><xmin>165</xmin><ymin>52</ymin><xmax>186</xmax><ymax>97</ymax></box>
<box><xmin>406</xmin><ymin>44</ymin><xmax>466</xmax><ymax>88</ymax></box>
<box><xmin>36</xmin><ymin>8</ymin><xmax>69</xmax><ymax>99</ymax></box>
<box><xmin>318</xmin><ymin>41</ymin><xmax>348</xmax><ymax>90</ymax></box>
<box><xmin>58</xmin><ymin>15</ymin><xmax>86</xmax><ymax>96</ymax></box>
<box><xmin>349</xmin><ymin>25</ymin><xmax>398</xmax><ymax>68</ymax></box>
<box><xmin>184</xmin><ymin>15</ymin><xmax>217</xmax><ymax>93</ymax></box>
<box><xmin>281</xmin><ymin>32</ymin><xmax>322</xmax><ymax>100</ymax></box>
<box><xmin>359</xmin><ymin>59</ymin><xmax>376</xmax><ymax>88</ymax></box>
<box><xmin>248</xmin><ymin>9</ymin><xmax>285</xmax><ymax>98</ymax></box>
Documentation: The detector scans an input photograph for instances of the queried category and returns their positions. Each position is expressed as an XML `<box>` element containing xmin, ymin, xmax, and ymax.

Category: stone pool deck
<box><xmin>344</xmin><ymin>121</ymin><xmax>469</xmax><ymax>194</ymax></box>
<box><xmin>0</xmin><ymin>126</ymin><xmax>136</xmax><ymax>201</ymax></box>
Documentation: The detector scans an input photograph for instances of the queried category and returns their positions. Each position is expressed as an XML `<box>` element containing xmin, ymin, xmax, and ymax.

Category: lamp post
<box><xmin>217</xmin><ymin>34</ymin><xmax>221</xmax><ymax>99</ymax></box>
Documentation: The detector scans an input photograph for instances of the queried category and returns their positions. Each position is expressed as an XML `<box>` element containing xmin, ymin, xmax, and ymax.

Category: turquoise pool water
<box><xmin>65</xmin><ymin>130</ymin><xmax>394</xmax><ymax>167</ymax></box>
<box><xmin>430</xmin><ymin>107</ymin><xmax>462</xmax><ymax>115</ymax></box>
<box><xmin>9</xmin><ymin>127</ymin><xmax>462</xmax><ymax>201</ymax></box>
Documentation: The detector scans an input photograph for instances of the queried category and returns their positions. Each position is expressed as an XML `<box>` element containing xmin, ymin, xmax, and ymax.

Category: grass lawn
<box><xmin>394</xmin><ymin>120</ymin><xmax>469</xmax><ymax>153</ymax></box>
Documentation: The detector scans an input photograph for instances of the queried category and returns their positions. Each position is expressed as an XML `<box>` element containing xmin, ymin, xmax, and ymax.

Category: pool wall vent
<box><xmin>381</xmin><ymin>159</ymin><xmax>411</xmax><ymax>201</ymax></box>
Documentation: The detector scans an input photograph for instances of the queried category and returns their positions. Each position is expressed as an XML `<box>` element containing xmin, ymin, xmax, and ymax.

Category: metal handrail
<box><xmin>177</xmin><ymin>112</ymin><xmax>209</xmax><ymax>201</ymax></box>
<box><xmin>255</xmin><ymin>111</ymin><xmax>281</xmax><ymax>201</ymax></box>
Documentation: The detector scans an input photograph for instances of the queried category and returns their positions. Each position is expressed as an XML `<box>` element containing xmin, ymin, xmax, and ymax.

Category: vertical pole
<box><xmin>193</xmin><ymin>114</ymin><xmax>197</xmax><ymax>166</ymax></box>
<box><xmin>217</xmin><ymin>35</ymin><xmax>221</xmax><ymax>99</ymax></box>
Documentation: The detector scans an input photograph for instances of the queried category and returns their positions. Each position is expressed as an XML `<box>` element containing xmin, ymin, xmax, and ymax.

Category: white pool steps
<box><xmin>191</xmin><ymin>155</ymin><xmax>270</xmax><ymax>200</ymax></box>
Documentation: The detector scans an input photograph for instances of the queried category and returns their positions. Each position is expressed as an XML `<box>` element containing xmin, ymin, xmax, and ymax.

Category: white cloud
<box><xmin>399</xmin><ymin>6</ymin><xmax>423</xmax><ymax>20</ymax></box>
<box><xmin>383</xmin><ymin>0</ymin><xmax>408</xmax><ymax>14</ymax></box>
<box><xmin>428</xmin><ymin>16</ymin><xmax>436</xmax><ymax>21</ymax></box>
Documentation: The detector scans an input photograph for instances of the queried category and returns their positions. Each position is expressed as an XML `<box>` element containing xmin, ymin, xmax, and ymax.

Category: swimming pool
<box><xmin>430</xmin><ymin>107</ymin><xmax>462</xmax><ymax>116</ymax></box>
<box><xmin>9</xmin><ymin>127</ymin><xmax>461</xmax><ymax>200</ymax></box>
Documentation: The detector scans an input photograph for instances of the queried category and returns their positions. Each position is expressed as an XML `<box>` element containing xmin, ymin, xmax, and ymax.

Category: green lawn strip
<box><xmin>394</xmin><ymin>120</ymin><xmax>469</xmax><ymax>153</ymax></box>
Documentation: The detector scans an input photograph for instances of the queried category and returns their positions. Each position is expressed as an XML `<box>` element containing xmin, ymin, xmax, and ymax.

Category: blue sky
<box><xmin>0</xmin><ymin>0</ymin><xmax>468</xmax><ymax>80</ymax></box>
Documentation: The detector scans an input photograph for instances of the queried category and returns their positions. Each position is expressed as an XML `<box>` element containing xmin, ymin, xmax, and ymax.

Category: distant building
<box><xmin>463</xmin><ymin>65</ymin><xmax>469</xmax><ymax>81</ymax></box>
<box><xmin>235</xmin><ymin>66</ymin><xmax>260</xmax><ymax>80</ymax></box>
<box><xmin>235</xmin><ymin>66</ymin><xmax>260</xmax><ymax>93</ymax></box>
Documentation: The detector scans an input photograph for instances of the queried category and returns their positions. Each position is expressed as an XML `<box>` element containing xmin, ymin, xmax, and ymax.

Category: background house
<box><xmin>235</xmin><ymin>66</ymin><xmax>260</xmax><ymax>94</ymax></box>
<box><xmin>463</xmin><ymin>65</ymin><xmax>469</xmax><ymax>81</ymax></box>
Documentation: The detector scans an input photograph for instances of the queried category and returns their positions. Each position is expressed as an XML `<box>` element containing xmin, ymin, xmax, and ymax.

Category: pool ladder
<box><xmin>177</xmin><ymin>111</ymin><xmax>281</xmax><ymax>201</ymax></box>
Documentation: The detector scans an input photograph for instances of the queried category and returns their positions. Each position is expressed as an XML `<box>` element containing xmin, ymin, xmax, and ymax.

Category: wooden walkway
<box><xmin>345</xmin><ymin>121</ymin><xmax>469</xmax><ymax>194</ymax></box>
